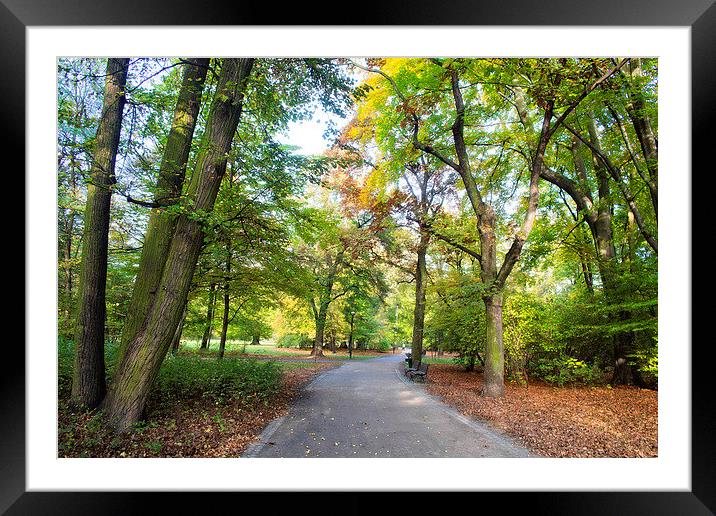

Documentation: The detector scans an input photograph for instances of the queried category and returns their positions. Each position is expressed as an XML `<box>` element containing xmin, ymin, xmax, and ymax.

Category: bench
<box><xmin>405</xmin><ymin>362</ymin><xmax>429</xmax><ymax>382</ymax></box>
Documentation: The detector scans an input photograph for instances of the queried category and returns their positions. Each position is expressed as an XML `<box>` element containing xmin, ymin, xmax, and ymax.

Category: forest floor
<box><xmin>58</xmin><ymin>362</ymin><xmax>337</xmax><ymax>458</ymax></box>
<box><xmin>425</xmin><ymin>364</ymin><xmax>658</xmax><ymax>458</ymax></box>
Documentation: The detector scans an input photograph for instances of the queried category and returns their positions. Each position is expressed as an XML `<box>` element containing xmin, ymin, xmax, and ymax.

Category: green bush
<box><xmin>370</xmin><ymin>338</ymin><xmax>391</xmax><ymax>352</ymax></box>
<box><xmin>533</xmin><ymin>355</ymin><xmax>602</xmax><ymax>386</ymax></box>
<box><xmin>276</xmin><ymin>333</ymin><xmax>312</xmax><ymax>349</ymax></box>
<box><xmin>629</xmin><ymin>336</ymin><xmax>658</xmax><ymax>389</ymax></box>
<box><xmin>152</xmin><ymin>355</ymin><xmax>282</xmax><ymax>405</ymax></box>
<box><xmin>452</xmin><ymin>343</ymin><xmax>483</xmax><ymax>372</ymax></box>
<box><xmin>58</xmin><ymin>338</ymin><xmax>282</xmax><ymax>405</ymax></box>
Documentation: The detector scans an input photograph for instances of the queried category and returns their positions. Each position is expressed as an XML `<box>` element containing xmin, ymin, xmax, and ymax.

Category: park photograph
<box><xmin>55</xmin><ymin>56</ymin><xmax>659</xmax><ymax>462</ymax></box>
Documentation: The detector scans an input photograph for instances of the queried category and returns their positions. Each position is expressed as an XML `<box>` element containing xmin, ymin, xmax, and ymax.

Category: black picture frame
<box><xmin>6</xmin><ymin>0</ymin><xmax>712</xmax><ymax>513</ymax></box>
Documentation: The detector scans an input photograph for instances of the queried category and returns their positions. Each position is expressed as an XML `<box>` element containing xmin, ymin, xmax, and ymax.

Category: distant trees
<box><xmin>290</xmin><ymin>208</ymin><xmax>385</xmax><ymax>357</ymax></box>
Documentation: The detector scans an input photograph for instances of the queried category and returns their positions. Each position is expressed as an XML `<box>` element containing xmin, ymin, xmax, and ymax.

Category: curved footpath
<box><xmin>243</xmin><ymin>353</ymin><xmax>533</xmax><ymax>458</ymax></box>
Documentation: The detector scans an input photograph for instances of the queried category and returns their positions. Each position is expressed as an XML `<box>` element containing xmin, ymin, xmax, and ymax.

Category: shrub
<box><xmin>58</xmin><ymin>338</ymin><xmax>282</xmax><ymax>406</ymax></box>
<box><xmin>276</xmin><ymin>333</ymin><xmax>312</xmax><ymax>349</ymax></box>
<box><xmin>630</xmin><ymin>336</ymin><xmax>658</xmax><ymax>389</ymax></box>
<box><xmin>152</xmin><ymin>355</ymin><xmax>282</xmax><ymax>405</ymax></box>
<box><xmin>452</xmin><ymin>342</ymin><xmax>483</xmax><ymax>372</ymax></box>
<box><xmin>532</xmin><ymin>355</ymin><xmax>602</xmax><ymax>386</ymax></box>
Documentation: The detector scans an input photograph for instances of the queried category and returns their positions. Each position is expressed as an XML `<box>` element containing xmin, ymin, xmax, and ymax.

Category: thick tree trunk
<box><xmin>482</xmin><ymin>294</ymin><xmax>505</xmax><ymax>397</ymax></box>
<box><xmin>119</xmin><ymin>58</ymin><xmax>209</xmax><ymax>361</ymax></box>
<box><xmin>102</xmin><ymin>59</ymin><xmax>254</xmax><ymax>431</ymax></box>
<box><xmin>200</xmin><ymin>282</ymin><xmax>217</xmax><ymax>349</ymax></box>
<box><xmin>410</xmin><ymin>231</ymin><xmax>429</xmax><ymax>370</ymax></box>
<box><xmin>478</xmin><ymin>210</ymin><xmax>506</xmax><ymax>397</ymax></box>
<box><xmin>312</xmin><ymin>305</ymin><xmax>327</xmax><ymax>357</ymax></box>
<box><xmin>71</xmin><ymin>58</ymin><xmax>129</xmax><ymax>410</ymax></box>
<box><xmin>588</xmin><ymin>119</ymin><xmax>618</xmax><ymax>273</ymax></box>
<box><xmin>252</xmin><ymin>334</ymin><xmax>260</xmax><ymax>346</ymax></box>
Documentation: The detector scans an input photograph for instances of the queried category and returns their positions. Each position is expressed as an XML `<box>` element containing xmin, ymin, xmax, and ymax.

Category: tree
<box><xmin>102</xmin><ymin>59</ymin><xmax>255</xmax><ymax>431</ymax></box>
<box><xmin>200</xmin><ymin>281</ymin><xmax>218</xmax><ymax>349</ymax></box>
<box><xmin>352</xmin><ymin>58</ymin><xmax>625</xmax><ymax>395</ymax></box>
<box><xmin>532</xmin><ymin>59</ymin><xmax>657</xmax><ymax>384</ymax></box>
<box><xmin>71</xmin><ymin>58</ymin><xmax>129</xmax><ymax>409</ymax></box>
<box><xmin>118</xmin><ymin>58</ymin><xmax>210</xmax><ymax>360</ymax></box>
<box><xmin>58</xmin><ymin>58</ymin><xmax>106</xmax><ymax>334</ymax></box>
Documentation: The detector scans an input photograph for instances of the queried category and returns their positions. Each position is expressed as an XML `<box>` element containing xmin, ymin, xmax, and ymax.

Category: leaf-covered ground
<box><xmin>58</xmin><ymin>363</ymin><xmax>336</xmax><ymax>458</ymax></box>
<box><xmin>425</xmin><ymin>364</ymin><xmax>657</xmax><ymax>458</ymax></box>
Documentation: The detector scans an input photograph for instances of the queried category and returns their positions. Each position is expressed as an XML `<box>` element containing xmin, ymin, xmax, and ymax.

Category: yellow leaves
<box><xmin>360</xmin><ymin>167</ymin><xmax>389</xmax><ymax>205</ymax></box>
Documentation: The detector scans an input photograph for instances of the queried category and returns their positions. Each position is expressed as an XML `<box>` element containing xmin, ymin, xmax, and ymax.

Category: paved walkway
<box><xmin>243</xmin><ymin>354</ymin><xmax>533</xmax><ymax>458</ymax></box>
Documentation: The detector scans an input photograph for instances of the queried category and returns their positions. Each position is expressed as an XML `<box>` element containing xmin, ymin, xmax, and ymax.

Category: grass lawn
<box><xmin>177</xmin><ymin>339</ymin><xmax>391</xmax><ymax>361</ymax></box>
<box><xmin>423</xmin><ymin>357</ymin><xmax>457</xmax><ymax>365</ymax></box>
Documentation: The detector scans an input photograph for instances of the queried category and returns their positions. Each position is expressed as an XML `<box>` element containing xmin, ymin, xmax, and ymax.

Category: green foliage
<box><xmin>425</xmin><ymin>274</ymin><xmax>486</xmax><ymax>371</ymax></box>
<box><xmin>153</xmin><ymin>356</ymin><xmax>282</xmax><ymax>405</ymax></box>
<box><xmin>59</xmin><ymin>337</ymin><xmax>282</xmax><ymax>405</ymax></box>
<box><xmin>276</xmin><ymin>333</ymin><xmax>313</xmax><ymax>349</ymax></box>
<box><xmin>533</xmin><ymin>356</ymin><xmax>603</xmax><ymax>386</ymax></box>
<box><xmin>58</xmin><ymin>337</ymin><xmax>119</xmax><ymax>397</ymax></box>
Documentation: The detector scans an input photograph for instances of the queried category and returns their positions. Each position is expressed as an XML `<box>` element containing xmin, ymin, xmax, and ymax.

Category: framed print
<box><xmin>6</xmin><ymin>0</ymin><xmax>714</xmax><ymax>513</ymax></box>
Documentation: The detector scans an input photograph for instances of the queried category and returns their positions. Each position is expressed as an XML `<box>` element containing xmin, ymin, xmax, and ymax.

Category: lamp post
<box><xmin>348</xmin><ymin>311</ymin><xmax>355</xmax><ymax>360</ymax></box>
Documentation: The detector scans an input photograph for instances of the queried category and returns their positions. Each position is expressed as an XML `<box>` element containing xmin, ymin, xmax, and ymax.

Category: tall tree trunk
<box><xmin>586</xmin><ymin>120</ymin><xmax>637</xmax><ymax>384</ymax></box>
<box><xmin>71</xmin><ymin>58</ymin><xmax>129</xmax><ymax>410</ymax></box>
<box><xmin>310</xmin><ymin>249</ymin><xmax>345</xmax><ymax>357</ymax></box>
<box><xmin>119</xmin><ymin>58</ymin><xmax>209</xmax><ymax>361</ymax></box>
<box><xmin>200</xmin><ymin>282</ymin><xmax>217</xmax><ymax>349</ymax></box>
<box><xmin>410</xmin><ymin>230</ymin><xmax>429</xmax><ymax>370</ymax></box>
<box><xmin>102</xmin><ymin>59</ymin><xmax>254</xmax><ymax>431</ymax></box>
<box><xmin>478</xmin><ymin>211</ymin><xmax>505</xmax><ymax>397</ymax></box>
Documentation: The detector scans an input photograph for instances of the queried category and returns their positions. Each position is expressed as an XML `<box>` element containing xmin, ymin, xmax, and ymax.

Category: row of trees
<box><xmin>58</xmin><ymin>56</ymin><xmax>657</xmax><ymax>432</ymax></box>
<box><xmin>59</xmin><ymin>57</ymin><xmax>360</xmax><ymax>430</ymax></box>
<box><xmin>336</xmin><ymin>58</ymin><xmax>657</xmax><ymax>392</ymax></box>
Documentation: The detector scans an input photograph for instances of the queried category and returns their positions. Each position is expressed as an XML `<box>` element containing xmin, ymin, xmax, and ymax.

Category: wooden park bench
<box><xmin>405</xmin><ymin>362</ymin><xmax>429</xmax><ymax>382</ymax></box>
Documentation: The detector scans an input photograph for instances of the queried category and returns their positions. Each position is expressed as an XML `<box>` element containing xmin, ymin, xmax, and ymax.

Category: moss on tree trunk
<box><xmin>102</xmin><ymin>59</ymin><xmax>254</xmax><ymax>431</ymax></box>
<box><xmin>119</xmin><ymin>58</ymin><xmax>209</xmax><ymax>361</ymax></box>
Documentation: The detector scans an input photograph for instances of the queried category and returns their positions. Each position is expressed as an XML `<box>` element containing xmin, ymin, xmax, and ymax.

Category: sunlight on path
<box><xmin>243</xmin><ymin>354</ymin><xmax>532</xmax><ymax>458</ymax></box>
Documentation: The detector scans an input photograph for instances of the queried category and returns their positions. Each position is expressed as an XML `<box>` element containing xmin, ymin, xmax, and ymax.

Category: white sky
<box><xmin>278</xmin><ymin>115</ymin><xmax>338</xmax><ymax>155</ymax></box>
